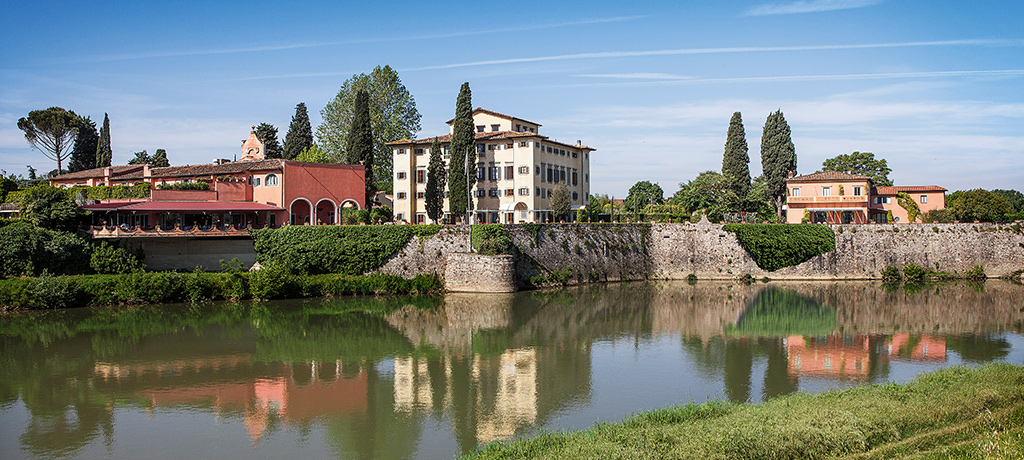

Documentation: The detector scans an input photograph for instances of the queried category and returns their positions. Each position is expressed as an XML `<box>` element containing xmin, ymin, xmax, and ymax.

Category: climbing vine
<box><xmin>723</xmin><ymin>224</ymin><xmax>836</xmax><ymax>271</ymax></box>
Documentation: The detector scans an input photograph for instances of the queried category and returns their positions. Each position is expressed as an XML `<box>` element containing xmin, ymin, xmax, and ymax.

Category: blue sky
<box><xmin>2</xmin><ymin>0</ymin><xmax>1021</xmax><ymax>196</ymax></box>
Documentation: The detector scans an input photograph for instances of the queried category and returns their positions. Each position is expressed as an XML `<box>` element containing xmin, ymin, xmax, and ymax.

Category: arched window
<box><xmin>265</xmin><ymin>174</ymin><xmax>279</xmax><ymax>186</ymax></box>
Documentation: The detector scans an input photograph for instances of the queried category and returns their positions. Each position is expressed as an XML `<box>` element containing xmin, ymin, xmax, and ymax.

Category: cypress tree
<box><xmin>425</xmin><ymin>137</ymin><xmax>447</xmax><ymax>224</ymax></box>
<box><xmin>283</xmin><ymin>102</ymin><xmax>313</xmax><ymax>160</ymax></box>
<box><xmin>722</xmin><ymin>112</ymin><xmax>750</xmax><ymax>203</ymax></box>
<box><xmin>447</xmin><ymin>83</ymin><xmax>474</xmax><ymax>222</ymax></box>
<box><xmin>70</xmin><ymin>116</ymin><xmax>98</xmax><ymax>172</ymax></box>
<box><xmin>255</xmin><ymin>123</ymin><xmax>283</xmax><ymax>159</ymax></box>
<box><xmin>151</xmin><ymin>148</ymin><xmax>170</xmax><ymax>167</ymax></box>
<box><xmin>760</xmin><ymin>110</ymin><xmax>797</xmax><ymax>222</ymax></box>
<box><xmin>346</xmin><ymin>90</ymin><xmax>375</xmax><ymax>207</ymax></box>
<box><xmin>96</xmin><ymin>113</ymin><xmax>112</xmax><ymax>167</ymax></box>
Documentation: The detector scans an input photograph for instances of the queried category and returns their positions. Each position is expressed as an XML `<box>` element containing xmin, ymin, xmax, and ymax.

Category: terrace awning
<box><xmin>83</xmin><ymin>201</ymin><xmax>284</xmax><ymax>212</ymax></box>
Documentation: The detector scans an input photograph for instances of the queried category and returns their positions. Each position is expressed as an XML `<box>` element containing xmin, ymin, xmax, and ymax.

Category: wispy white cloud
<box><xmin>569</xmin><ymin>70</ymin><xmax>1024</xmax><ymax>88</ymax></box>
<box><xmin>56</xmin><ymin>16</ymin><xmax>647</xmax><ymax>64</ymax></box>
<box><xmin>745</xmin><ymin>0</ymin><xmax>883</xmax><ymax>17</ymax></box>
<box><xmin>405</xmin><ymin>39</ymin><xmax>1021</xmax><ymax>71</ymax></box>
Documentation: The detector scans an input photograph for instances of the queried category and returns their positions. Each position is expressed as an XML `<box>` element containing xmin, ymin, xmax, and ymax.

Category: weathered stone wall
<box><xmin>506</xmin><ymin>224</ymin><xmax>652</xmax><ymax>288</ymax></box>
<box><xmin>651</xmin><ymin>222</ymin><xmax>1024</xmax><ymax>280</ymax></box>
<box><xmin>117</xmin><ymin>236</ymin><xmax>257</xmax><ymax>271</ymax></box>
<box><xmin>376</xmin><ymin>226</ymin><xmax>471</xmax><ymax>279</ymax></box>
<box><xmin>444</xmin><ymin>253</ymin><xmax>516</xmax><ymax>293</ymax></box>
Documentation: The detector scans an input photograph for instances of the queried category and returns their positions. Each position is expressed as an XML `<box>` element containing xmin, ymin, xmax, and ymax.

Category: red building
<box><xmin>50</xmin><ymin>129</ymin><xmax>365</xmax><ymax>236</ymax></box>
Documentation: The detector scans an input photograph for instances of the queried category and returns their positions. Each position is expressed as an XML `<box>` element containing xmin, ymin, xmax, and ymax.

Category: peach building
<box><xmin>785</xmin><ymin>171</ymin><xmax>945</xmax><ymax>224</ymax></box>
<box><xmin>388</xmin><ymin>108</ymin><xmax>594</xmax><ymax>224</ymax></box>
<box><xmin>49</xmin><ymin>129</ymin><xmax>365</xmax><ymax>234</ymax></box>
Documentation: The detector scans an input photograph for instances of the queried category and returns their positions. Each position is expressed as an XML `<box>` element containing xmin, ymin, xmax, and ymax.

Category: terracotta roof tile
<box><xmin>51</xmin><ymin>165</ymin><xmax>144</xmax><ymax>181</ymax></box>
<box><xmin>875</xmin><ymin>185</ymin><xmax>947</xmax><ymax>195</ymax></box>
<box><xmin>787</xmin><ymin>171</ymin><xmax>870</xmax><ymax>182</ymax></box>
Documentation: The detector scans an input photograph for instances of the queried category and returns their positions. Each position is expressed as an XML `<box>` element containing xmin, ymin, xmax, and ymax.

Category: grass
<box><xmin>462</xmin><ymin>364</ymin><xmax>1024</xmax><ymax>460</ymax></box>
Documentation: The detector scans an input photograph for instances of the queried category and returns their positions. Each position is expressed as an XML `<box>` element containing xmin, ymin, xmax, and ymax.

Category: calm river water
<box><xmin>1</xmin><ymin>281</ymin><xmax>1023</xmax><ymax>459</ymax></box>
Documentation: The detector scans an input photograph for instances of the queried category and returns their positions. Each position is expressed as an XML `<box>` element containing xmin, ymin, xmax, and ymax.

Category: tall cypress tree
<box><xmin>760</xmin><ymin>110</ymin><xmax>797</xmax><ymax>222</ymax></box>
<box><xmin>151</xmin><ymin>148</ymin><xmax>170</xmax><ymax>167</ymax></box>
<box><xmin>721</xmin><ymin>111</ymin><xmax>750</xmax><ymax>204</ymax></box>
<box><xmin>447</xmin><ymin>83</ymin><xmax>474</xmax><ymax>222</ymax></box>
<box><xmin>425</xmin><ymin>137</ymin><xmax>447</xmax><ymax>224</ymax></box>
<box><xmin>346</xmin><ymin>90</ymin><xmax>375</xmax><ymax>207</ymax></box>
<box><xmin>283</xmin><ymin>102</ymin><xmax>313</xmax><ymax>160</ymax></box>
<box><xmin>69</xmin><ymin>116</ymin><xmax>98</xmax><ymax>172</ymax></box>
<box><xmin>96</xmin><ymin>113</ymin><xmax>112</xmax><ymax>167</ymax></box>
<box><xmin>255</xmin><ymin>123</ymin><xmax>283</xmax><ymax>159</ymax></box>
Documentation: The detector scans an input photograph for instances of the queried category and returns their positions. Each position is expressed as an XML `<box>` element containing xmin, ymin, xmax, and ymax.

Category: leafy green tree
<box><xmin>317</xmin><ymin>65</ymin><xmax>422</xmax><ymax>192</ymax></box>
<box><xmin>623</xmin><ymin>181</ymin><xmax>664</xmax><ymax>214</ymax></box>
<box><xmin>18</xmin><ymin>184</ymin><xmax>83</xmax><ymax>231</ymax></box>
<box><xmin>127</xmin><ymin>150</ymin><xmax>152</xmax><ymax>165</ymax></box>
<box><xmin>821</xmin><ymin>151</ymin><xmax>892</xmax><ymax>186</ymax></box>
<box><xmin>69</xmin><ymin>116</ymin><xmax>98</xmax><ymax>172</ymax></box>
<box><xmin>254</xmin><ymin>123</ymin><xmax>283</xmax><ymax>159</ymax></box>
<box><xmin>96</xmin><ymin>113</ymin><xmax>112</xmax><ymax>167</ymax></box>
<box><xmin>760</xmin><ymin>110</ymin><xmax>797</xmax><ymax>222</ymax></box>
<box><xmin>283</xmin><ymin>102</ymin><xmax>313</xmax><ymax>160</ymax></box>
<box><xmin>17</xmin><ymin>107</ymin><xmax>80</xmax><ymax>173</ymax></box>
<box><xmin>151</xmin><ymin>149</ymin><xmax>170</xmax><ymax>167</ymax></box>
<box><xmin>746</xmin><ymin>175</ymin><xmax>777</xmax><ymax>223</ymax></box>
<box><xmin>448</xmin><ymin>82</ymin><xmax>474</xmax><ymax>222</ymax></box>
<box><xmin>991</xmin><ymin>189</ymin><xmax>1024</xmax><ymax>215</ymax></box>
<box><xmin>425</xmin><ymin>137</ymin><xmax>447</xmax><ymax>223</ymax></box>
<box><xmin>295</xmin><ymin>145</ymin><xmax>334</xmax><ymax>163</ymax></box>
<box><xmin>551</xmin><ymin>182</ymin><xmax>572</xmax><ymax>222</ymax></box>
<box><xmin>949</xmin><ymin>189</ymin><xmax>1012</xmax><ymax>222</ymax></box>
<box><xmin>346</xmin><ymin>89</ymin><xmax>375</xmax><ymax>207</ymax></box>
<box><xmin>670</xmin><ymin>171</ymin><xmax>736</xmax><ymax>222</ymax></box>
<box><xmin>722</xmin><ymin>112</ymin><xmax>751</xmax><ymax>200</ymax></box>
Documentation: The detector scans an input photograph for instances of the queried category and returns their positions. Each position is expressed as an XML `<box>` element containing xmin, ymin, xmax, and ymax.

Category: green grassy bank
<box><xmin>464</xmin><ymin>364</ymin><xmax>1024</xmax><ymax>460</ymax></box>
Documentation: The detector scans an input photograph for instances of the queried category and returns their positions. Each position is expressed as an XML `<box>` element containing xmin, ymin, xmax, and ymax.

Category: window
<box><xmin>920</xmin><ymin>195</ymin><xmax>928</xmax><ymax>204</ymax></box>
<box><xmin>586</xmin><ymin>173</ymin><xmax>589</xmax><ymax>182</ymax></box>
<box><xmin>536</xmin><ymin>187</ymin><xmax>542</xmax><ymax>197</ymax></box>
<box><xmin>560</xmin><ymin>149</ymin><xmax>565</xmax><ymax>156</ymax></box>
<box><xmin>546</xmin><ymin>167</ymin><xmax>553</xmax><ymax>183</ymax></box>
<box><xmin>416</xmin><ymin>191</ymin><xmax>424</xmax><ymax>199</ymax></box>
<box><xmin>488</xmin><ymin>166</ymin><xmax>500</xmax><ymax>181</ymax></box>
<box><xmin>264</xmin><ymin>174</ymin><xmax>279</xmax><ymax>186</ymax></box>
<box><xmin>477</xmin><ymin>125</ymin><xmax>485</xmax><ymax>133</ymax></box>
<box><xmin>505</xmin><ymin>166</ymin><xmax>514</xmax><ymax>178</ymax></box>
<box><xmin>560</xmin><ymin>169</ymin><xmax>566</xmax><ymax>182</ymax></box>
<box><xmin>414</xmin><ymin>148</ymin><xmax>424</xmax><ymax>155</ymax></box>
<box><xmin>791</xmin><ymin>187</ymin><xmax>800</xmax><ymax>197</ymax></box>
<box><xmin>535</xmin><ymin>165</ymin><xmax>540</xmax><ymax>175</ymax></box>
<box><xmin>515</xmin><ymin>123</ymin><xmax>521</xmax><ymax>131</ymax></box>
<box><xmin>572</xmin><ymin>152</ymin><xmax>577</xmax><ymax>158</ymax></box>
<box><xmin>519</xmin><ymin>188</ymin><xmax>529</xmax><ymax>196</ymax></box>
<box><xmin>572</xmin><ymin>170</ymin><xmax>578</xmax><ymax>186</ymax></box>
<box><xmin>417</xmin><ymin>214</ymin><xmax>425</xmax><ymax>224</ymax></box>
<box><xmin>477</xmin><ymin>167</ymin><xmax>485</xmax><ymax>181</ymax></box>
<box><xmin>822</xmin><ymin>187</ymin><xmax>831</xmax><ymax>196</ymax></box>
<box><xmin>251</xmin><ymin>177</ymin><xmax>261</xmax><ymax>187</ymax></box>
<box><xmin>396</xmin><ymin>213</ymin><xmax>404</xmax><ymax>222</ymax></box>
<box><xmin>505</xmin><ymin>189</ymin><xmax>514</xmax><ymax>197</ymax></box>
<box><xmin>519</xmin><ymin>166</ymin><xmax>529</xmax><ymax>174</ymax></box>
<box><xmin>491</xmin><ymin>124</ymin><xmax>500</xmax><ymax>132</ymax></box>
<box><xmin>489</xmin><ymin>189</ymin><xmax>499</xmax><ymax>197</ymax></box>
<box><xmin>488</xmin><ymin>144</ymin><xmax>497</xmax><ymax>150</ymax></box>
<box><xmin>397</xmin><ymin>192</ymin><xmax>407</xmax><ymax>200</ymax></box>
<box><xmin>547</xmin><ymin>146</ymin><xmax>553</xmax><ymax>153</ymax></box>
<box><xmin>476</xmin><ymin>144</ymin><xmax>485</xmax><ymax>154</ymax></box>
<box><xmin>853</xmin><ymin>186</ymin><xmax>862</xmax><ymax>196</ymax></box>
<box><xmin>444</xmin><ymin>145</ymin><xmax>450</xmax><ymax>155</ymax></box>
<box><xmin>475</xmin><ymin>189</ymin><xmax>486</xmax><ymax>197</ymax></box>
<box><xmin>416</xmin><ymin>170</ymin><xmax>425</xmax><ymax>183</ymax></box>
<box><xmin>397</xmin><ymin>172</ymin><xmax>407</xmax><ymax>180</ymax></box>
<box><xmin>519</xmin><ymin>141</ymin><xmax>528</xmax><ymax>147</ymax></box>
<box><xmin>505</xmin><ymin>143</ymin><xmax>513</xmax><ymax>149</ymax></box>
<box><xmin>572</xmin><ymin>192</ymin><xmax>578</xmax><ymax>200</ymax></box>
<box><xmin>397</xmin><ymin>148</ymin><xmax>405</xmax><ymax>154</ymax></box>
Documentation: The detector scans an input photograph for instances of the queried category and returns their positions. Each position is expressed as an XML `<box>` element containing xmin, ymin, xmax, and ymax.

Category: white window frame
<box><xmin>264</xmin><ymin>174</ymin><xmax>279</xmax><ymax>186</ymax></box>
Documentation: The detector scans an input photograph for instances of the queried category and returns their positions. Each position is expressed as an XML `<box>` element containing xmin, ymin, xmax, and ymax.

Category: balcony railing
<box><xmin>85</xmin><ymin>222</ymin><xmax>272</xmax><ymax>238</ymax></box>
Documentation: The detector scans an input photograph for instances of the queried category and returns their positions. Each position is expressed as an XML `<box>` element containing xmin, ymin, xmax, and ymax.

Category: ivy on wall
<box><xmin>897</xmin><ymin>192</ymin><xmax>921</xmax><ymax>223</ymax></box>
<box><xmin>723</xmin><ymin>224</ymin><xmax>836</xmax><ymax>271</ymax></box>
<box><xmin>250</xmin><ymin>225</ymin><xmax>442</xmax><ymax>275</ymax></box>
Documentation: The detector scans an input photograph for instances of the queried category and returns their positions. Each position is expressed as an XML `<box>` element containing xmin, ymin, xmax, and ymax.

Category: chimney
<box><xmin>788</xmin><ymin>171</ymin><xmax>795</xmax><ymax>178</ymax></box>
<box><xmin>143</xmin><ymin>164</ymin><xmax>151</xmax><ymax>181</ymax></box>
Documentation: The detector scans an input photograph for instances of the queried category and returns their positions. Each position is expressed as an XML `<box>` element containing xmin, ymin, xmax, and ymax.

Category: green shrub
<box><xmin>472</xmin><ymin>224</ymin><xmax>511</xmax><ymax>255</ymax></box>
<box><xmin>965</xmin><ymin>265</ymin><xmax>986</xmax><ymax>280</ymax></box>
<box><xmin>26</xmin><ymin>271</ymin><xmax>81</xmax><ymax>309</ymax></box>
<box><xmin>114</xmin><ymin>272</ymin><xmax>188</xmax><ymax>304</ymax></box>
<box><xmin>155</xmin><ymin>182</ymin><xmax>209</xmax><ymax>191</ymax></box>
<box><xmin>250</xmin><ymin>225</ymin><xmax>442</xmax><ymax>275</ymax></box>
<box><xmin>687</xmin><ymin>273</ymin><xmax>698</xmax><ymax>284</ymax></box>
<box><xmin>90</xmin><ymin>242</ymin><xmax>144</xmax><ymax>274</ymax></box>
<box><xmin>903</xmin><ymin>263</ymin><xmax>925</xmax><ymax>282</ymax></box>
<box><xmin>248</xmin><ymin>264</ymin><xmax>293</xmax><ymax>299</ymax></box>
<box><xmin>882</xmin><ymin>265</ymin><xmax>903</xmax><ymax>283</ymax></box>
<box><xmin>0</xmin><ymin>221</ymin><xmax>91</xmax><ymax>277</ymax></box>
<box><xmin>723</xmin><ymin>224</ymin><xmax>835</xmax><ymax>272</ymax></box>
<box><xmin>370</xmin><ymin>206</ymin><xmax>393</xmax><ymax>224</ymax></box>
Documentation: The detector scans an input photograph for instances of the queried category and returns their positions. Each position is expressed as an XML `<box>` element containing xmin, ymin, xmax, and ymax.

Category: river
<box><xmin>1</xmin><ymin>280</ymin><xmax>1022</xmax><ymax>459</ymax></box>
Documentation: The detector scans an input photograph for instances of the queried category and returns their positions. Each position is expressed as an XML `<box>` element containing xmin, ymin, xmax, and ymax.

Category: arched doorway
<box><xmin>339</xmin><ymin>199</ymin><xmax>360</xmax><ymax>224</ymax></box>
<box><xmin>290</xmin><ymin>198</ymin><xmax>312</xmax><ymax>225</ymax></box>
<box><xmin>315</xmin><ymin>199</ymin><xmax>337</xmax><ymax>225</ymax></box>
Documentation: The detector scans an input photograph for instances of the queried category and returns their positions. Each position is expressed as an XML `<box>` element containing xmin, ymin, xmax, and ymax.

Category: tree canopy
<box><xmin>151</xmin><ymin>148</ymin><xmax>170</xmax><ymax>167</ymax></box>
<box><xmin>623</xmin><ymin>181</ymin><xmax>664</xmax><ymax>214</ymax></box>
<box><xmin>670</xmin><ymin>171</ymin><xmax>736</xmax><ymax>222</ymax></box>
<box><xmin>948</xmin><ymin>189</ymin><xmax>1012</xmax><ymax>222</ymax></box>
<box><xmin>96</xmin><ymin>113</ymin><xmax>112</xmax><ymax>168</ymax></box>
<box><xmin>255</xmin><ymin>123</ymin><xmax>283</xmax><ymax>159</ymax></box>
<box><xmin>425</xmin><ymin>137</ymin><xmax>446</xmax><ymax>223</ymax></box>
<box><xmin>283</xmin><ymin>102</ymin><xmax>313</xmax><ymax>160</ymax></box>
<box><xmin>991</xmin><ymin>189</ymin><xmax>1024</xmax><ymax>215</ymax></box>
<box><xmin>295</xmin><ymin>145</ymin><xmax>334</xmax><ymax>163</ymax></box>
<box><xmin>127</xmin><ymin>150</ymin><xmax>152</xmax><ymax>165</ymax></box>
<box><xmin>317</xmin><ymin>65</ymin><xmax>421</xmax><ymax>192</ymax></box>
<box><xmin>18</xmin><ymin>184</ymin><xmax>83</xmax><ymax>231</ymax></box>
<box><xmin>821</xmin><ymin>151</ymin><xmax>892</xmax><ymax>186</ymax></box>
<box><xmin>448</xmin><ymin>82</ymin><xmax>474</xmax><ymax>221</ymax></box>
<box><xmin>760</xmin><ymin>110</ymin><xmax>796</xmax><ymax>222</ymax></box>
<box><xmin>722</xmin><ymin>112</ymin><xmax>751</xmax><ymax>200</ymax></box>
<box><xmin>551</xmin><ymin>182</ymin><xmax>572</xmax><ymax>222</ymax></box>
<box><xmin>69</xmin><ymin>116</ymin><xmax>98</xmax><ymax>173</ymax></box>
<box><xmin>17</xmin><ymin>107</ymin><xmax>80</xmax><ymax>173</ymax></box>
<box><xmin>346</xmin><ymin>89</ymin><xmax>375</xmax><ymax>207</ymax></box>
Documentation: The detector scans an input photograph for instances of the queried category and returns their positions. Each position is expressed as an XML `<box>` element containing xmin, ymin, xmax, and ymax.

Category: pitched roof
<box><xmin>445</xmin><ymin>108</ymin><xmax>542</xmax><ymax>127</ymax></box>
<box><xmin>875</xmin><ymin>185</ymin><xmax>947</xmax><ymax>195</ymax></box>
<box><xmin>387</xmin><ymin>131</ymin><xmax>595</xmax><ymax>150</ymax></box>
<box><xmin>50</xmin><ymin>159</ymin><xmax>286</xmax><ymax>182</ymax></box>
<box><xmin>787</xmin><ymin>171</ymin><xmax>870</xmax><ymax>182</ymax></box>
<box><xmin>86</xmin><ymin>200</ymin><xmax>284</xmax><ymax>212</ymax></box>
<box><xmin>51</xmin><ymin>165</ymin><xmax>145</xmax><ymax>181</ymax></box>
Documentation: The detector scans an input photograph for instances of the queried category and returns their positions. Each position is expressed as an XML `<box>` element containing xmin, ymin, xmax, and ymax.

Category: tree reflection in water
<box><xmin>0</xmin><ymin>281</ymin><xmax>1022</xmax><ymax>459</ymax></box>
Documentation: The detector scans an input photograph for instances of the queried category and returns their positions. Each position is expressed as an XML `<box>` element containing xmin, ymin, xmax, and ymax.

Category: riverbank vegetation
<box><xmin>724</xmin><ymin>223</ymin><xmax>836</xmax><ymax>271</ymax></box>
<box><xmin>250</xmin><ymin>224</ymin><xmax>442</xmax><ymax>274</ymax></box>
<box><xmin>463</xmin><ymin>363</ymin><xmax>1024</xmax><ymax>460</ymax></box>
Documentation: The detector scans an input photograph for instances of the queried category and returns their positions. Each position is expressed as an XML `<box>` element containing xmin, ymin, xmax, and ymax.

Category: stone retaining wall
<box><xmin>444</xmin><ymin>252</ymin><xmax>516</xmax><ymax>293</ymax></box>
